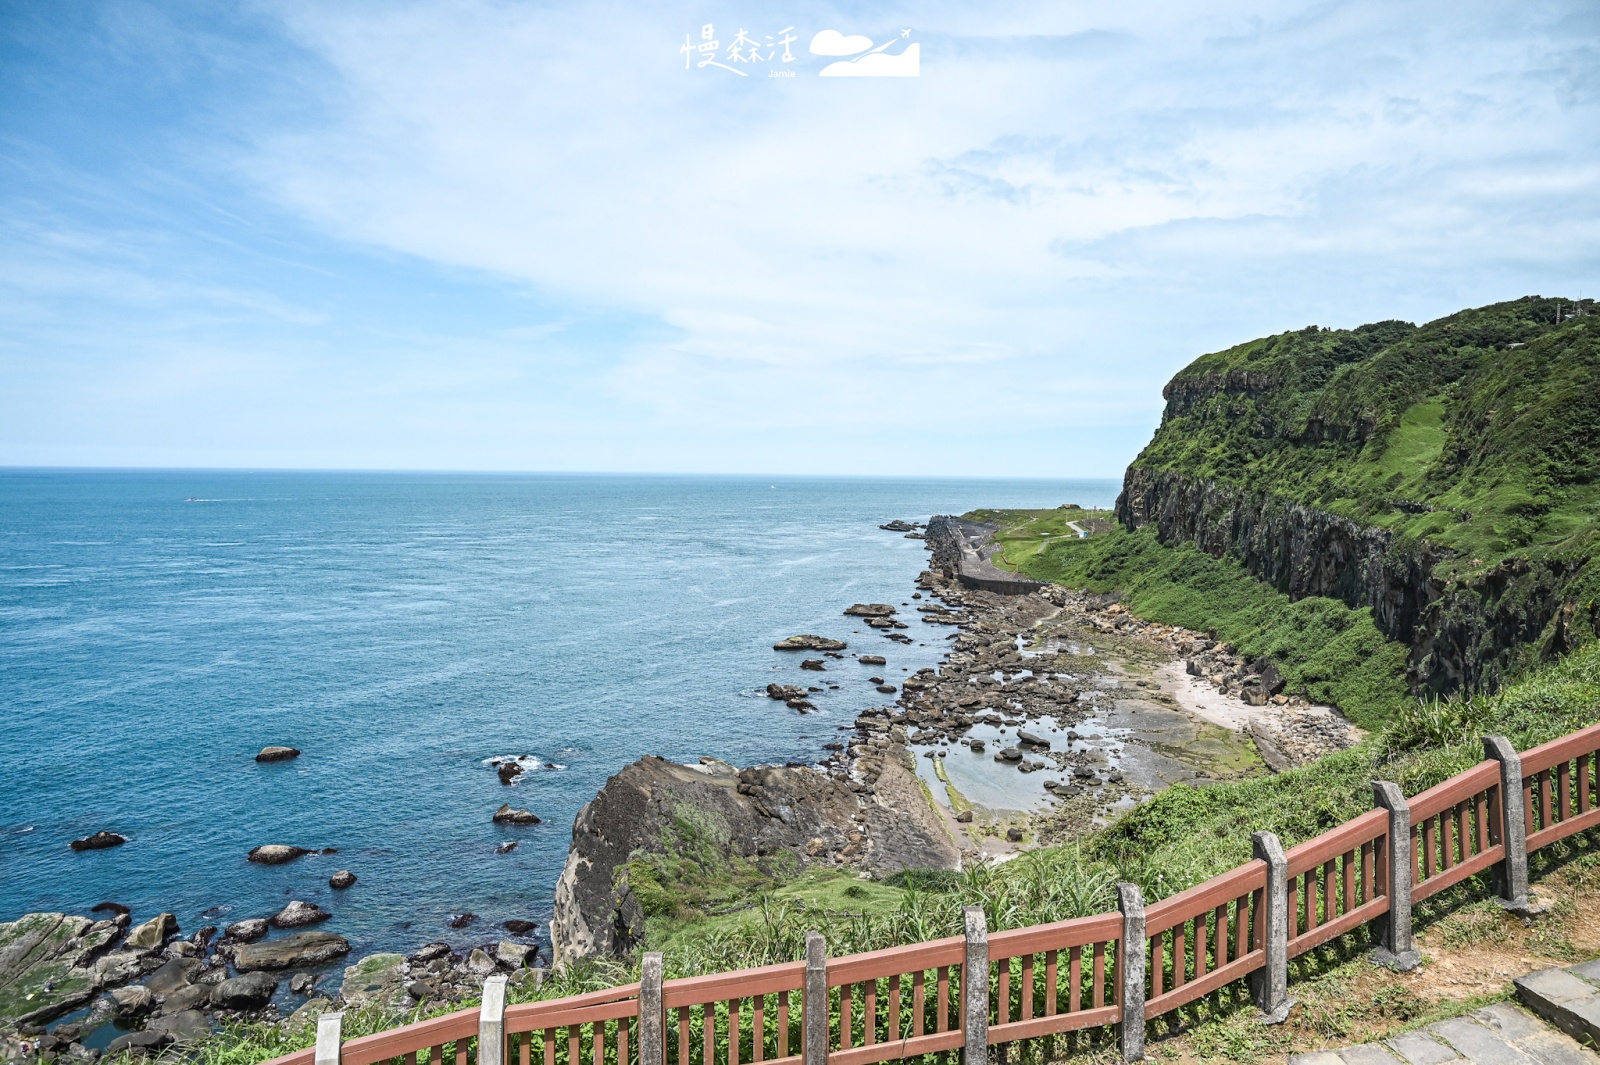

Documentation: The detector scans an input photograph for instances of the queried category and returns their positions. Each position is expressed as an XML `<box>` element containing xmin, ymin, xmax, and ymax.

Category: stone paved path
<box><xmin>1287</xmin><ymin>1000</ymin><xmax>1598</xmax><ymax>1064</ymax></box>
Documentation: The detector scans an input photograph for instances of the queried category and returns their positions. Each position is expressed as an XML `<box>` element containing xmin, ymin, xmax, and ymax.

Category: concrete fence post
<box><xmin>1371</xmin><ymin>782</ymin><xmax>1420</xmax><ymax>971</ymax></box>
<box><xmin>479</xmin><ymin>974</ymin><xmax>509</xmax><ymax>1065</ymax></box>
<box><xmin>804</xmin><ymin>932</ymin><xmax>828</xmax><ymax>1065</ymax></box>
<box><xmin>314</xmin><ymin>1011</ymin><xmax>344</xmax><ymax>1065</ymax></box>
<box><xmin>1116</xmin><ymin>883</ymin><xmax>1146</xmax><ymax>1063</ymax></box>
<box><xmin>962</xmin><ymin>906</ymin><xmax>989</xmax><ymax>1065</ymax></box>
<box><xmin>1249</xmin><ymin>831</ymin><xmax>1292</xmax><ymax>1023</ymax></box>
<box><xmin>1485</xmin><ymin>735</ymin><xmax>1535</xmax><ymax>913</ymax></box>
<box><xmin>640</xmin><ymin>953</ymin><xmax>665</xmax><ymax>1065</ymax></box>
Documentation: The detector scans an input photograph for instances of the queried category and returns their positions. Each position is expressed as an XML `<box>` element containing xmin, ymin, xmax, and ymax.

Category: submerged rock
<box><xmin>502</xmin><ymin>919</ymin><xmax>537</xmax><ymax>936</ymax></box>
<box><xmin>69</xmin><ymin>830</ymin><xmax>127</xmax><ymax>852</ymax></box>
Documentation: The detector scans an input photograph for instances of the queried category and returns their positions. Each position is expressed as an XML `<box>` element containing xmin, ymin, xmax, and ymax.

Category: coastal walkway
<box><xmin>1289</xmin><ymin>959</ymin><xmax>1600</xmax><ymax>1064</ymax></box>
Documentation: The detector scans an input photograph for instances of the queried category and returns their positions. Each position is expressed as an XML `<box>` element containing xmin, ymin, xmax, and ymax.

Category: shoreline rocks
<box><xmin>231</xmin><ymin>931</ymin><xmax>352</xmax><ymax>973</ymax></box>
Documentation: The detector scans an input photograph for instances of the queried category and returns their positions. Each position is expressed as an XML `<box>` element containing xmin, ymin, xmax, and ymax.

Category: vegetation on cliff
<box><xmin>1116</xmin><ymin>296</ymin><xmax>1599</xmax><ymax>690</ymax></box>
<box><xmin>1142</xmin><ymin>297</ymin><xmax>1598</xmax><ymax>570</ymax></box>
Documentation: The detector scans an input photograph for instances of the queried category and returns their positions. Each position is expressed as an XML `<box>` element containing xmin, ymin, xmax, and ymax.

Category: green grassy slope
<box><xmin>1141</xmin><ymin>296</ymin><xmax>1600</xmax><ymax>582</ymax></box>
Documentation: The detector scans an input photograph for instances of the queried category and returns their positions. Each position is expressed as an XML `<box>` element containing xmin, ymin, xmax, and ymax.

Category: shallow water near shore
<box><xmin>0</xmin><ymin>470</ymin><xmax>1116</xmax><ymax>960</ymax></box>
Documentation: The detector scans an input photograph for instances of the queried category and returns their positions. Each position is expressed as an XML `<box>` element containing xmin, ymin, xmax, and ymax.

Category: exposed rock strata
<box><xmin>1116</xmin><ymin>466</ymin><xmax>1587</xmax><ymax>692</ymax></box>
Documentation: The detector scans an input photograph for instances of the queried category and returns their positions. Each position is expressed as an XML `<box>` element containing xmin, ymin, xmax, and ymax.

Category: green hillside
<box><xmin>1140</xmin><ymin>296</ymin><xmax>1599</xmax><ymax>579</ymax></box>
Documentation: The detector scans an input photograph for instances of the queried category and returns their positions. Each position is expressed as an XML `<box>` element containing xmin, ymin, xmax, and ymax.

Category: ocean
<box><xmin>0</xmin><ymin>470</ymin><xmax>1118</xmax><ymax>960</ymax></box>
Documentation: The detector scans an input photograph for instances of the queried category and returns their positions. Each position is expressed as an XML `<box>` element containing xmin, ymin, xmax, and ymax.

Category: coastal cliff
<box><xmin>1116</xmin><ymin>296</ymin><xmax>1599</xmax><ymax>694</ymax></box>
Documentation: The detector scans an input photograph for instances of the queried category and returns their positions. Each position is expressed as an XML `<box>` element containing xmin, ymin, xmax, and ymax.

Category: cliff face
<box><xmin>1116</xmin><ymin>296</ymin><xmax>1599</xmax><ymax>694</ymax></box>
<box><xmin>1116</xmin><ymin>468</ymin><xmax>1590</xmax><ymax>692</ymax></box>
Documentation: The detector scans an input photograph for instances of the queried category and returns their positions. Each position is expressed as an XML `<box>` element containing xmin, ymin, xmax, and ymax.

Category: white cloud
<box><xmin>3</xmin><ymin>0</ymin><xmax>1598</xmax><ymax>473</ymax></box>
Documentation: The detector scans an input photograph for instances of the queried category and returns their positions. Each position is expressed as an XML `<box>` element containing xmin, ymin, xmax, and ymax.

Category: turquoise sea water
<box><xmin>0</xmin><ymin>471</ymin><xmax>1118</xmax><ymax>960</ymax></box>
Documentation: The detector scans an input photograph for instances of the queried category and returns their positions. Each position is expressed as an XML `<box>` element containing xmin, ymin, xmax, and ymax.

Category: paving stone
<box><xmin>1429</xmin><ymin>1017</ymin><xmax>1540</xmax><ymax>1065</ymax></box>
<box><xmin>1518</xmin><ymin>966</ymin><xmax>1600</xmax><ymax>1047</ymax></box>
<box><xmin>1288</xmin><ymin>1053</ymin><xmax>1350</xmax><ymax>1065</ymax></box>
<box><xmin>1386</xmin><ymin>1029</ymin><xmax>1463</xmax><ymax>1064</ymax></box>
<box><xmin>1568</xmin><ymin>959</ymin><xmax>1600</xmax><ymax>986</ymax></box>
<box><xmin>1473</xmin><ymin>1003</ymin><xmax>1549</xmax><ymax>1042</ymax></box>
<box><xmin>1513</xmin><ymin>1031</ymin><xmax>1600</xmax><ymax>1065</ymax></box>
<box><xmin>1520</xmin><ymin>969</ymin><xmax>1600</xmax><ymax>1006</ymax></box>
<box><xmin>1341</xmin><ymin>1044</ymin><xmax>1406</xmax><ymax>1064</ymax></box>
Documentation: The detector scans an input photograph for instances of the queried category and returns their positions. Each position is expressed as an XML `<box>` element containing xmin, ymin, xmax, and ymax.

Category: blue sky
<box><xmin>2</xmin><ymin>1</ymin><xmax>1597</xmax><ymax>476</ymax></box>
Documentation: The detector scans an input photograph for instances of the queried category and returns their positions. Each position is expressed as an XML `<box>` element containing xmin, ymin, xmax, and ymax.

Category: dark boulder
<box><xmin>255</xmin><ymin>746</ymin><xmax>301</xmax><ymax>763</ymax></box>
<box><xmin>70</xmin><ymin>831</ymin><xmax>127</xmax><ymax>852</ymax></box>
<box><xmin>212</xmin><ymin>972</ymin><xmax>278</xmax><ymax>1010</ymax></box>
<box><xmin>329</xmin><ymin>870</ymin><xmax>357</xmax><ymax>890</ymax></box>
<box><xmin>492</xmin><ymin>803</ymin><xmax>540</xmax><ymax>825</ymax></box>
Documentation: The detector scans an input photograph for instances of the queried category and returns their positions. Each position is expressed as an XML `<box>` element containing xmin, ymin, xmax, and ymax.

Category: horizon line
<box><xmin>0</xmin><ymin>464</ymin><xmax>1125</xmax><ymax>482</ymax></box>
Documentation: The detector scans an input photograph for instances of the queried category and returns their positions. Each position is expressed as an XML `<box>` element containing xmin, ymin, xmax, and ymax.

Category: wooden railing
<box><xmin>272</xmin><ymin>722</ymin><xmax>1600</xmax><ymax>1065</ymax></box>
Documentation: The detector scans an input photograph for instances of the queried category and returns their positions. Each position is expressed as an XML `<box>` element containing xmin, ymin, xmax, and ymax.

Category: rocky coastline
<box><xmin>551</xmin><ymin>514</ymin><xmax>1360</xmax><ymax>963</ymax></box>
<box><xmin>2</xmin><ymin>511</ymin><xmax>1362</xmax><ymax>1059</ymax></box>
